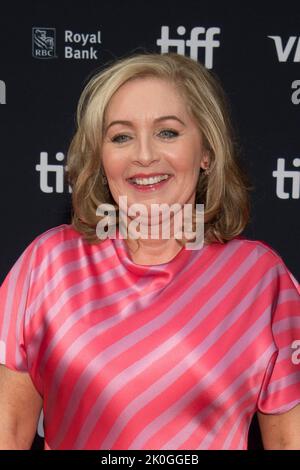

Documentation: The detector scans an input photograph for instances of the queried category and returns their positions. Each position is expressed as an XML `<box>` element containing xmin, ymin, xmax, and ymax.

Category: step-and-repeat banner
<box><xmin>0</xmin><ymin>0</ymin><xmax>299</xmax><ymax>450</ymax></box>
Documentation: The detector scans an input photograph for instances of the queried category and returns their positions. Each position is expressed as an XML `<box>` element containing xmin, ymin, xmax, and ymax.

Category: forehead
<box><xmin>105</xmin><ymin>76</ymin><xmax>189</xmax><ymax>118</ymax></box>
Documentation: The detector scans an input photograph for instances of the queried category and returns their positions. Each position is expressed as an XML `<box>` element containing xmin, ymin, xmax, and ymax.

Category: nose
<box><xmin>133</xmin><ymin>133</ymin><xmax>159</xmax><ymax>166</ymax></box>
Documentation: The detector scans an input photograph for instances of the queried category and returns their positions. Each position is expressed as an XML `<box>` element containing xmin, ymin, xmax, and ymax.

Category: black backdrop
<box><xmin>0</xmin><ymin>0</ymin><xmax>299</xmax><ymax>450</ymax></box>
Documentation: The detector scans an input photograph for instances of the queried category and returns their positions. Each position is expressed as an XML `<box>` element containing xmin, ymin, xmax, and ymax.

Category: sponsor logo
<box><xmin>65</xmin><ymin>30</ymin><xmax>101</xmax><ymax>59</ymax></box>
<box><xmin>35</xmin><ymin>151</ymin><xmax>71</xmax><ymax>193</ymax></box>
<box><xmin>268</xmin><ymin>35</ymin><xmax>300</xmax><ymax>62</ymax></box>
<box><xmin>32</xmin><ymin>27</ymin><xmax>102</xmax><ymax>60</ymax></box>
<box><xmin>156</xmin><ymin>25</ymin><xmax>220</xmax><ymax>68</ymax></box>
<box><xmin>0</xmin><ymin>80</ymin><xmax>6</xmax><ymax>104</ymax></box>
<box><xmin>291</xmin><ymin>80</ymin><xmax>300</xmax><ymax>105</ymax></box>
<box><xmin>272</xmin><ymin>158</ymin><xmax>300</xmax><ymax>199</ymax></box>
<box><xmin>32</xmin><ymin>27</ymin><xmax>56</xmax><ymax>59</ymax></box>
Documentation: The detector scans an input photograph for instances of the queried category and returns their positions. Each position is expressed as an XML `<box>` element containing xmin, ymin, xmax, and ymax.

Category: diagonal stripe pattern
<box><xmin>0</xmin><ymin>224</ymin><xmax>299</xmax><ymax>449</ymax></box>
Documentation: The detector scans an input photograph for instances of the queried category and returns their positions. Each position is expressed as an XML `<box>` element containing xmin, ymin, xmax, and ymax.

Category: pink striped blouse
<box><xmin>0</xmin><ymin>223</ymin><xmax>300</xmax><ymax>450</ymax></box>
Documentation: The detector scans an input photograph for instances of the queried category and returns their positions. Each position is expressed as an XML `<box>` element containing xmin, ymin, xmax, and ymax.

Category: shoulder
<box><xmin>228</xmin><ymin>236</ymin><xmax>299</xmax><ymax>291</ymax></box>
<box><xmin>224</xmin><ymin>235</ymin><xmax>287</xmax><ymax>263</ymax></box>
<box><xmin>28</xmin><ymin>223</ymin><xmax>82</xmax><ymax>252</ymax></box>
<box><xmin>20</xmin><ymin>224</ymin><xmax>84</xmax><ymax>270</ymax></box>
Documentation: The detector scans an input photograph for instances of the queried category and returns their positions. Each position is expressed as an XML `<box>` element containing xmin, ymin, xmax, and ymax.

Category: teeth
<box><xmin>130</xmin><ymin>174</ymin><xmax>169</xmax><ymax>185</ymax></box>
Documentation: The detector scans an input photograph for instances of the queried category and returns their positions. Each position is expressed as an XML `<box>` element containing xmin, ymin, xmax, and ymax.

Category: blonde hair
<box><xmin>66</xmin><ymin>52</ymin><xmax>253</xmax><ymax>245</ymax></box>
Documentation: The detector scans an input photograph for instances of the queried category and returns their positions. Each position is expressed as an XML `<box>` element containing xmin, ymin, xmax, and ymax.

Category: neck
<box><xmin>120</xmin><ymin>193</ymin><xmax>197</xmax><ymax>265</ymax></box>
<box><xmin>125</xmin><ymin>236</ymin><xmax>183</xmax><ymax>266</ymax></box>
<box><xmin>123</xmin><ymin>218</ymin><xmax>184</xmax><ymax>265</ymax></box>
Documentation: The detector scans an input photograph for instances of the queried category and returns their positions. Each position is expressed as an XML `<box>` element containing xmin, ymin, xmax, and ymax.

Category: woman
<box><xmin>0</xmin><ymin>52</ymin><xmax>299</xmax><ymax>450</ymax></box>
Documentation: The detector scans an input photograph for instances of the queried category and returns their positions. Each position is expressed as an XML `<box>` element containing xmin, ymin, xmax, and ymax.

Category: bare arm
<box><xmin>0</xmin><ymin>364</ymin><xmax>43</xmax><ymax>449</ymax></box>
<box><xmin>257</xmin><ymin>403</ymin><xmax>300</xmax><ymax>450</ymax></box>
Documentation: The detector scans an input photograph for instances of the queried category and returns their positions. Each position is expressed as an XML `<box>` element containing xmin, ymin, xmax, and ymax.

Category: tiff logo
<box><xmin>157</xmin><ymin>26</ymin><xmax>220</xmax><ymax>68</ymax></box>
<box><xmin>0</xmin><ymin>80</ymin><xmax>6</xmax><ymax>104</ymax></box>
<box><xmin>268</xmin><ymin>35</ymin><xmax>300</xmax><ymax>62</ymax></box>
<box><xmin>272</xmin><ymin>158</ymin><xmax>300</xmax><ymax>199</ymax></box>
<box><xmin>36</xmin><ymin>152</ymin><xmax>72</xmax><ymax>193</ymax></box>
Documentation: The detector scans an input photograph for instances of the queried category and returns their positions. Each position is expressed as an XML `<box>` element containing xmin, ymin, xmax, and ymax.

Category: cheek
<box><xmin>102</xmin><ymin>149</ymin><xmax>126</xmax><ymax>179</ymax></box>
<box><xmin>168</xmin><ymin>139</ymin><xmax>202</xmax><ymax>170</ymax></box>
<box><xmin>169</xmin><ymin>150</ymin><xmax>201</xmax><ymax>174</ymax></box>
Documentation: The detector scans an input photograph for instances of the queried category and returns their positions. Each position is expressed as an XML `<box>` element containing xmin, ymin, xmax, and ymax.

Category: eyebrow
<box><xmin>104</xmin><ymin>115</ymin><xmax>186</xmax><ymax>133</ymax></box>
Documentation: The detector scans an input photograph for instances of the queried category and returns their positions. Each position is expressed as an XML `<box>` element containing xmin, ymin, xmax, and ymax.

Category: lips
<box><xmin>128</xmin><ymin>174</ymin><xmax>170</xmax><ymax>186</ymax></box>
<box><xmin>126</xmin><ymin>174</ymin><xmax>173</xmax><ymax>192</ymax></box>
<box><xmin>126</xmin><ymin>172</ymin><xmax>172</xmax><ymax>180</ymax></box>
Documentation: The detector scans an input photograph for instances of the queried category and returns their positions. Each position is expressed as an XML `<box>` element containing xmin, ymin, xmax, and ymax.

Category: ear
<box><xmin>199</xmin><ymin>148</ymin><xmax>211</xmax><ymax>170</ymax></box>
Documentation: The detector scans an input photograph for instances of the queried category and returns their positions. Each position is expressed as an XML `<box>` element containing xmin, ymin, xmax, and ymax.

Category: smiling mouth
<box><xmin>127</xmin><ymin>174</ymin><xmax>171</xmax><ymax>185</ymax></box>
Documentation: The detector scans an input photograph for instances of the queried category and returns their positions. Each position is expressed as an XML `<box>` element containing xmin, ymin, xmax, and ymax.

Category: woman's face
<box><xmin>101</xmin><ymin>77</ymin><xmax>210</xmax><ymax>215</ymax></box>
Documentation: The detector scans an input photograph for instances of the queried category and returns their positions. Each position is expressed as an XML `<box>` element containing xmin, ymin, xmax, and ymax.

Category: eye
<box><xmin>111</xmin><ymin>134</ymin><xmax>131</xmax><ymax>144</ymax></box>
<box><xmin>158</xmin><ymin>129</ymin><xmax>179</xmax><ymax>139</ymax></box>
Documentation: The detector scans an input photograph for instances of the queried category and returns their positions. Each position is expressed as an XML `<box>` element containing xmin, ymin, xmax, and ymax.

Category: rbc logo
<box><xmin>156</xmin><ymin>25</ymin><xmax>220</xmax><ymax>68</ymax></box>
<box><xmin>32</xmin><ymin>28</ymin><xmax>57</xmax><ymax>59</ymax></box>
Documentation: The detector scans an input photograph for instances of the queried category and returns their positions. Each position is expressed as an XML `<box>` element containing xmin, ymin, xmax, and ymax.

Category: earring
<box><xmin>100</xmin><ymin>168</ymin><xmax>108</xmax><ymax>185</ymax></box>
<box><xmin>202</xmin><ymin>163</ymin><xmax>211</xmax><ymax>176</ymax></box>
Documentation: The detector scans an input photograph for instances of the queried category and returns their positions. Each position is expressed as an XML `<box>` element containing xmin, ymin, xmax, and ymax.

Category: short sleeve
<box><xmin>257</xmin><ymin>257</ymin><xmax>300</xmax><ymax>414</ymax></box>
<box><xmin>0</xmin><ymin>240</ymin><xmax>37</xmax><ymax>372</ymax></box>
